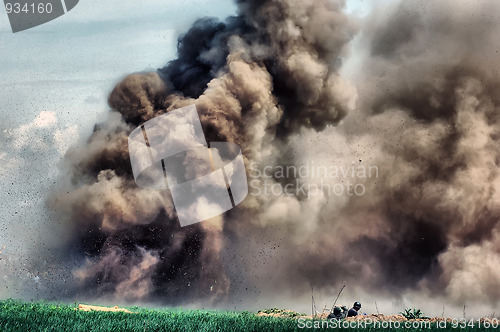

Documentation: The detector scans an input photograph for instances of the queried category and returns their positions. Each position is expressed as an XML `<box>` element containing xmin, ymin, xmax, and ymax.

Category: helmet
<box><xmin>333</xmin><ymin>307</ymin><xmax>342</xmax><ymax>315</ymax></box>
<box><xmin>353</xmin><ymin>302</ymin><xmax>361</xmax><ymax>309</ymax></box>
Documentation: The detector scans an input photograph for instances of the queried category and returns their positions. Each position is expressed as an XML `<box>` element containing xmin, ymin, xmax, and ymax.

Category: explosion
<box><xmin>44</xmin><ymin>0</ymin><xmax>500</xmax><ymax>312</ymax></box>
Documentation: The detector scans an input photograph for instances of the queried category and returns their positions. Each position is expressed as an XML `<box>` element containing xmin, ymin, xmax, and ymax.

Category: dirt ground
<box><xmin>76</xmin><ymin>304</ymin><xmax>133</xmax><ymax>313</ymax></box>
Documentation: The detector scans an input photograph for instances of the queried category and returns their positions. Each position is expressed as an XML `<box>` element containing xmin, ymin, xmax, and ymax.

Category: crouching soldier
<box><xmin>328</xmin><ymin>306</ymin><xmax>348</xmax><ymax>320</ymax></box>
<box><xmin>347</xmin><ymin>302</ymin><xmax>361</xmax><ymax>317</ymax></box>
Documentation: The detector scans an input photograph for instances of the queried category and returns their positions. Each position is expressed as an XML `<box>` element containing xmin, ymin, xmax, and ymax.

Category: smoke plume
<box><xmin>44</xmin><ymin>0</ymin><xmax>500</xmax><ymax>312</ymax></box>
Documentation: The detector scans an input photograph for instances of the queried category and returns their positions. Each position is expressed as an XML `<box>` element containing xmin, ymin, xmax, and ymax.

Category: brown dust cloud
<box><xmin>9</xmin><ymin>0</ymin><xmax>500</xmax><ymax>316</ymax></box>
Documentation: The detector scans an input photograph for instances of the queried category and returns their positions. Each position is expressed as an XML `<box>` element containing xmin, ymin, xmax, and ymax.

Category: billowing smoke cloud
<box><xmin>339</xmin><ymin>0</ymin><xmax>500</xmax><ymax>305</ymax></box>
<box><xmin>47</xmin><ymin>0</ymin><xmax>356</xmax><ymax>305</ymax></box>
<box><xmin>43</xmin><ymin>0</ymin><xmax>500</xmax><ymax>313</ymax></box>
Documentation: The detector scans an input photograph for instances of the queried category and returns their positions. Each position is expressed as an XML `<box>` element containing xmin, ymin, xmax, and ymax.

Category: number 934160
<box><xmin>5</xmin><ymin>2</ymin><xmax>53</xmax><ymax>14</ymax></box>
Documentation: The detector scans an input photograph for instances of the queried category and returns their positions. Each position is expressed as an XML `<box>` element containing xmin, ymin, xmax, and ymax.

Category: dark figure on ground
<box><xmin>347</xmin><ymin>302</ymin><xmax>361</xmax><ymax>317</ymax></box>
<box><xmin>328</xmin><ymin>306</ymin><xmax>348</xmax><ymax>320</ymax></box>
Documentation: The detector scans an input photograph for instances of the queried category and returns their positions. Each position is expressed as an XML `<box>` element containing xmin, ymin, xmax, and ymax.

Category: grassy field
<box><xmin>0</xmin><ymin>299</ymin><xmax>494</xmax><ymax>331</ymax></box>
